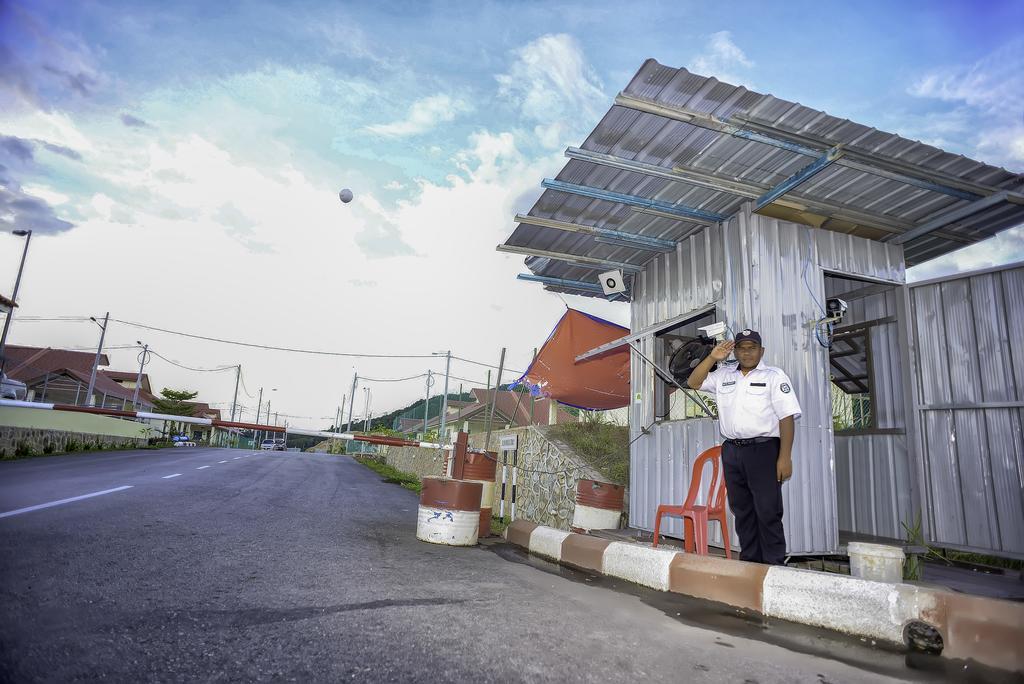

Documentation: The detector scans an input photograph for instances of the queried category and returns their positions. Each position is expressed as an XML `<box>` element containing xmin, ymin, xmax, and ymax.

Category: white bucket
<box><xmin>848</xmin><ymin>542</ymin><xmax>905</xmax><ymax>583</ymax></box>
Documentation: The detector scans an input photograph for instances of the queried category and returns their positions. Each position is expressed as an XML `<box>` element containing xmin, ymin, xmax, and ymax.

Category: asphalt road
<box><xmin>0</xmin><ymin>448</ymin><xmax>969</xmax><ymax>683</ymax></box>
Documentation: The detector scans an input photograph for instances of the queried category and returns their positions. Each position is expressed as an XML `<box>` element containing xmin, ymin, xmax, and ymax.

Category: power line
<box><xmin>452</xmin><ymin>355</ymin><xmax>525</xmax><ymax>375</ymax></box>
<box><xmin>148</xmin><ymin>349</ymin><xmax>237</xmax><ymax>373</ymax></box>
<box><xmin>360</xmin><ymin>372</ymin><xmax>429</xmax><ymax>383</ymax></box>
<box><xmin>110</xmin><ymin>318</ymin><xmax>437</xmax><ymax>359</ymax></box>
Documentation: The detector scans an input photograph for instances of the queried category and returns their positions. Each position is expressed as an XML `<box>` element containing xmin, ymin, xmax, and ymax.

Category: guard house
<box><xmin>499</xmin><ymin>60</ymin><xmax>1024</xmax><ymax>558</ymax></box>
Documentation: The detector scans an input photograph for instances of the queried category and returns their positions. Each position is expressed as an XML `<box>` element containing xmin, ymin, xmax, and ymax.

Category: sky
<box><xmin>1</xmin><ymin>0</ymin><xmax>1022</xmax><ymax>429</ymax></box>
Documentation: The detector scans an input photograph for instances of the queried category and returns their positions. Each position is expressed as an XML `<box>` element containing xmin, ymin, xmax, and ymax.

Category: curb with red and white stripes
<box><xmin>505</xmin><ymin>520</ymin><xmax>1023</xmax><ymax>674</ymax></box>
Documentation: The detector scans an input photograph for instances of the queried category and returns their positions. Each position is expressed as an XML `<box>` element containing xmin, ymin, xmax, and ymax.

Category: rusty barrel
<box><xmin>456</xmin><ymin>451</ymin><xmax>498</xmax><ymax>538</ymax></box>
<box><xmin>572</xmin><ymin>479</ymin><xmax>625</xmax><ymax>532</ymax></box>
<box><xmin>417</xmin><ymin>477</ymin><xmax>483</xmax><ymax>546</ymax></box>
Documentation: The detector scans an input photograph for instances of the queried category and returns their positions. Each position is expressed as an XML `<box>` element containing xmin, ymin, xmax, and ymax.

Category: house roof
<box><xmin>501</xmin><ymin>59</ymin><xmax>1024</xmax><ymax>299</ymax></box>
<box><xmin>101</xmin><ymin>370</ymin><xmax>153</xmax><ymax>394</ymax></box>
<box><xmin>4</xmin><ymin>345</ymin><xmax>111</xmax><ymax>383</ymax></box>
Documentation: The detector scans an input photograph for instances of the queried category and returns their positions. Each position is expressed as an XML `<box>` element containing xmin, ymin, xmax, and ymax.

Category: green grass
<box><xmin>354</xmin><ymin>456</ymin><xmax>422</xmax><ymax>494</ymax></box>
<box><xmin>548</xmin><ymin>422</ymin><xmax>630</xmax><ymax>485</ymax></box>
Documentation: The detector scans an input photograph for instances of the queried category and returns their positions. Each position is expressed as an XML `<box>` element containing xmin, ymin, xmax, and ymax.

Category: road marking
<box><xmin>162</xmin><ymin>473</ymin><xmax>182</xmax><ymax>479</ymax></box>
<box><xmin>233</xmin><ymin>457</ymin><xmax>242</xmax><ymax>460</ymax></box>
<box><xmin>197</xmin><ymin>466</ymin><xmax>210</xmax><ymax>470</ymax></box>
<box><xmin>218</xmin><ymin>460</ymin><xmax>228</xmax><ymax>464</ymax></box>
<box><xmin>0</xmin><ymin>486</ymin><xmax>134</xmax><ymax>519</ymax></box>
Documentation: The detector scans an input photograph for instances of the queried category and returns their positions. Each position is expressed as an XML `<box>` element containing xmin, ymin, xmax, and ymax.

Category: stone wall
<box><xmin>470</xmin><ymin>426</ymin><xmax>610</xmax><ymax>531</ymax></box>
<box><xmin>373</xmin><ymin>426</ymin><xmax>623</xmax><ymax>532</ymax></box>
<box><xmin>381</xmin><ymin>444</ymin><xmax>447</xmax><ymax>480</ymax></box>
<box><xmin>0</xmin><ymin>425</ymin><xmax>147</xmax><ymax>459</ymax></box>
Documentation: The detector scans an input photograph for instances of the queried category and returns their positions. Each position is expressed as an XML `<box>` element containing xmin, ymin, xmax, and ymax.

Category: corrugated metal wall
<box><xmin>909</xmin><ymin>263</ymin><xmax>1024</xmax><ymax>558</ymax></box>
<box><xmin>630</xmin><ymin>204</ymin><xmax>905</xmax><ymax>555</ymax></box>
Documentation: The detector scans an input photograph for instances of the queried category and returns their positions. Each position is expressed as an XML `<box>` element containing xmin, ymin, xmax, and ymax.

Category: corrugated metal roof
<box><xmin>502</xmin><ymin>59</ymin><xmax>1024</xmax><ymax>298</ymax></box>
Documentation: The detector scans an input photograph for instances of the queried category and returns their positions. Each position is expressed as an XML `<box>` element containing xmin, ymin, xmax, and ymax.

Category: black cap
<box><xmin>734</xmin><ymin>328</ymin><xmax>762</xmax><ymax>346</ymax></box>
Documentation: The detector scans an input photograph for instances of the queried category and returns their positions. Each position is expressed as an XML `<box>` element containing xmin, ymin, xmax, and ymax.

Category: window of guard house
<box><xmin>654</xmin><ymin>310</ymin><xmax>718</xmax><ymax>422</ymax></box>
<box><xmin>830</xmin><ymin>325</ymin><xmax>874</xmax><ymax>431</ymax></box>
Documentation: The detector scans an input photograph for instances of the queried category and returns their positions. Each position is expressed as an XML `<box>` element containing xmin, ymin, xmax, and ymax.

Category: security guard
<box><xmin>687</xmin><ymin>329</ymin><xmax>801</xmax><ymax>565</ymax></box>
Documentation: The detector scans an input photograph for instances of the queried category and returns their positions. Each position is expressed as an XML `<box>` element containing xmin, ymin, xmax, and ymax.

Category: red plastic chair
<box><xmin>651</xmin><ymin>445</ymin><xmax>731</xmax><ymax>558</ymax></box>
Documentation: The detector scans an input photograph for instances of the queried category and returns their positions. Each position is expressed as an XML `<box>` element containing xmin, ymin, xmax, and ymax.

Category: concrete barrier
<box><xmin>503</xmin><ymin>521</ymin><xmax>1024</xmax><ymax>674</ymax></box>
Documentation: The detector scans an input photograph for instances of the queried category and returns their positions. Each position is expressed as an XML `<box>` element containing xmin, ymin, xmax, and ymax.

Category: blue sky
<box><xmin>1</xmin><ymin>0</ymin><xmax>1022</xmax><ymax>424</ymax></box>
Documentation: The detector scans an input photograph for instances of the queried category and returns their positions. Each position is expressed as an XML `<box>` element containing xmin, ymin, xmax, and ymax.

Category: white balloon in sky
<box><xmin>339</xmin><ymin>188</ymin><xmax>354</xmax><ymax>204</ymax></box>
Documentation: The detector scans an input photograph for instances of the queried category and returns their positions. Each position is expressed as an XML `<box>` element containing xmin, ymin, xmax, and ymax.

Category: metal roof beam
<box><xmin>732</xmin><ymin>114</ymin><xmax>999</xmax><ymax>200</ymax></box>
<box><xmin>891</xmin><ymin>190</ymin><xmax>1012</xmax><ymax>244</ymax></box>
<box><xmin>516</xmin><ymin>273</ymin><xmax>627</xmax><ymax>298</ymax></box>
<box><xmin>564</xmin><ymin>147</ymin><xmax>974</xmax><ymax>244</ymax></box>
<box><xmin>755</xmin><ymin>145</ymin><xmax>845</xmax><ymax>210</ymax></box>
<box><xmin>514</xmin><ymin>213</ymin><xmax>676</xmax><ymax>252</ymax></box>
<box><xmin>615</xmin><ymin>93</ymin><xmax>984</xmax><ymax>202</ymax></box>
<box><xmin>497</xmin><ymin>244</ymin><xmax>642</xmax><ymax>273</ymax></box>
<box><xmin>541</xmin><ymin>178</ymin><xmax>727</xmax><ymax>225</ymax></box>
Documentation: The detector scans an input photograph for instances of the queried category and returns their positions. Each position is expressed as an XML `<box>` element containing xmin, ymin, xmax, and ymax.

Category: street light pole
<box><xmin>254</xmin><ymin>386</ymin><xmax>263</xmax><ymax>448</ymax></box>
<box><xmin>84</xmin><ymin>312</ymin><xmax>109</xmax><ymax>407</ymax></box>
<box><xmin>132</xmin><ymin>342</ymin><xmax>150</xmax><ymax>408</ymax></box>
<box><xmin>0</xmin><ymin>229</ymin><xmax>32</xmax><ymax>375</ymax></box>
<box><xmin>339</xmin><ymin>395</ymin><xmax>346</xmax><ymax>432</ymax></box>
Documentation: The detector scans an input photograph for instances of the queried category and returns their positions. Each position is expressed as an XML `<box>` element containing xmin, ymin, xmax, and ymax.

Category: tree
<box><xmin>152</xmin><ymin>388</ymin><xmax>199</xmax><ymax>416</ymax></box>
<box><xmin>152</xmin><ymin>388</ymin><xmax>198</xmax><ymax>439</ymax></box>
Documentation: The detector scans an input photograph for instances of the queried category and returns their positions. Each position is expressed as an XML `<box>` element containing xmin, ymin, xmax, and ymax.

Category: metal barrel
<box><xmin>464</xmin><ymin>451</ymin><xmax>498</xmax><ymax>537</ymax></box>
<box><xmin>572</xmin><ymin>479</ymin><xmax>625</xmax><ymax>532</ymax></box>
<box><xmin>417</xmin><ymin>477</ymin><xmax>483</xmax><ymax>546</ymax></box>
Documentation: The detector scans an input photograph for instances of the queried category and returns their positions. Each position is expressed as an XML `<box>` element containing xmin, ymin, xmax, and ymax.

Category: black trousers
<box><xmin>722</xmin><ymin>438</ymin><xmax>786</xmax><ymax>565</ymax></box>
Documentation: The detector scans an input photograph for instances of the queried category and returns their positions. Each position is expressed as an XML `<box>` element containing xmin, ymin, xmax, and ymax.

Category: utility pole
<box><xmin>255</xmin><ymin>387</ymin><xmax>263</xmax><ymax>448</ymax></box>
<box><xmin>423</xmin><ymin>369</ymin><xmax>433</xmax><ymax>436</ymax></box>
<box><xmin>438</xmin><ymin>350</ymin><xmax>452</xmax><ymax>443</ymax></box>
<box><xmin>230</xmin><ymin>365</ymin><xmax>241</xmax><ymax>422</ymax></box>
<box><xmin>335</xmin><ymin>405</ymin><xmax>341</xmax><ymax>433</ymax></box>
<box><xmin>346</xmin><ymin>373</ymin><xmax>358</xmax><ymax>431</ymax></box>
<box><xmin>131</xmin><ymin>342</ymin><xmax>149</xmax><ymax>408</ymax></box>
<box><xmin>84</xmin><ymin>312</ymin><xmax>109</xmax><ymax>407</ymax></box>
<box><xmin>483</xmin><ymin>347</ymin><xmax>506</xmax><ymax>451</ymax></box>
<box><xmin>363</xmin><ymin>387</ymin><xmax>371</xmax><ymax>432</ymax></box>
<box><xmin>0</xmin><ymin>229</ymin><xmax>32</xmax><ymax>376</ymax></box>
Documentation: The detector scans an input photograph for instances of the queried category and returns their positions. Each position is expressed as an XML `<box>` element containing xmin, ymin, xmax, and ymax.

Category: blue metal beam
<box><xmin>755</xmin><ymin>146</ymin><xmax>844</xmax><ymax>210</ymax></box>
<box><xmin>514</xmin><ymin>214</ymin><xmax>676</xmax><ymax>252</ymax></box>
<box><xmin>516</xmin><ymin>273</ymin><xmax>629</xmax><ymax>298</ymax></box>
<box><xmin>541</xmin><ymin>179</ymin><xmax>728</xmax><ymax>224</ymax></box>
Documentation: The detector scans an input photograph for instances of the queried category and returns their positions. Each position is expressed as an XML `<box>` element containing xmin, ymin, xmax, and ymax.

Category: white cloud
<box><xmin>383</xmin><ymin>180</ymin><xmax>405</xmax><ymax>190</ymax></box>
<box><xmin>496</xmin><ymin>34</ymin><xmax>605</xmax><ymax>149</ymax></box>
<box><xmin>687</xmin><ymin>31</ymin><xmax>754</xmax><ymax>87</ymax></box>
<box><xmin>907</xmin><ymin>39</ymin><xmax>1024</xmax><ymax>169</ymax></box>
<box><xmin>907</xmin><ymin>226</ymin><xmax>1024</xmax><ymax>282</ymax></box>
<box><xmin>364</xmin><ymin>94</ymin><xmax>471</xmax><ymax>138</ymax></box>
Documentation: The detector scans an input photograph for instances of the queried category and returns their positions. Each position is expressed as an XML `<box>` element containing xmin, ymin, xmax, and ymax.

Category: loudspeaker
<box><xmin>598</xmin><ymin>269</ymin><xmax>626</xmax><ymax>296</ymax></box>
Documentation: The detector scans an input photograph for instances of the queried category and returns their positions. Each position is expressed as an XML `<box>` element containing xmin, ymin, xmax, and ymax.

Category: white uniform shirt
<box><xmin>699</xmin><ymin>361</ymin><xmax>802</xmax><ymax>439</ymax></box>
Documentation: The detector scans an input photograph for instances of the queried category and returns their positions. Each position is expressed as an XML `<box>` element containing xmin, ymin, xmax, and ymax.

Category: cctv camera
<box><xmin>825</xmin><ymin>298</ymin><xmax>848</xmax><ymax>322</ymax></box>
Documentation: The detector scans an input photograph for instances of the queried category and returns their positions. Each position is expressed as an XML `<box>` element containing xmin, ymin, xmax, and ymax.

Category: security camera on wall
<box><xmin>825</xmin><ymin>298</ymin><xmax>848</xmax><ymax>323</ymax></box>
<box><xmin>598</xmin><ymin>269</ymin><xmax>626</xmax><ymax>296</ymax></box>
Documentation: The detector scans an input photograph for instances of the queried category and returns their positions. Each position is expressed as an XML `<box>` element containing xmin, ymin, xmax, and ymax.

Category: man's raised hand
<box><xmin>709</xmin><ymin>340</ymin><xmax>735</xmax><ymax>362</ymax></box>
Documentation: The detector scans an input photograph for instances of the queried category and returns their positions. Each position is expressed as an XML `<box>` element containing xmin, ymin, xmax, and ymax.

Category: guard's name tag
<box><xmin>722</xmin><ymin>380</ymin><xmax>736</xmax><ymax>387</ymax></box>
<box><xmin>750</xmin><ymin>382</ymin><xmax>767</xmax><ymax>387</ymax></box>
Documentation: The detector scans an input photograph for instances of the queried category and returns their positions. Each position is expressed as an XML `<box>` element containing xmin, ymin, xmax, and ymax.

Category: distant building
<box><xmin>415</xmin><ymin>388</ymin><xmax>575</xmax><ymax>439</ymax></box>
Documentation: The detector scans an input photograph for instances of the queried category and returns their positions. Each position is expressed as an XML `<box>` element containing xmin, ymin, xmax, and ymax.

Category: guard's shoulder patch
<box><xmin>780</xmin><ymin>383</ymin><xmax>791</xmax><ymax>394</ymax></box>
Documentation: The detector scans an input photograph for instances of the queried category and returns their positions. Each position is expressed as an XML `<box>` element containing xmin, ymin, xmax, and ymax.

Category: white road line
<box><xmin>162</xmin><ymin>473</ymin><xmax>182</xmax><ymax>479</ymax></box>
<box><xmin>0</xmin><ymin>486</ymin><xmax>134</xmax><ymax>519</ymax></box>
<box><xmin>197</xmin><ymin>466</ymin><xmax>210</xmax><ymax>470</ymax></box>
<box><xmin>218</xmin><ymin>460</ymin><xmax>228</xmax><ymax>464</ymax></box>
<box><xmin>233</xmin><ymin>457</ymin><xmax>242</xmax><ymax>460</ymax></box>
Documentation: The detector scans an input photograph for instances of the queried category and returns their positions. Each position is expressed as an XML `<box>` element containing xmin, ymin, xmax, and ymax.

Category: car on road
<box><xmin>0</xmin><ymin>372</ymin><xmax>27</xmax><ymax>400</ymax></box>
<box><xmin>260</xmin><ymin>438</ymin><xmax>287</xmax><ymax>451</ymax></box>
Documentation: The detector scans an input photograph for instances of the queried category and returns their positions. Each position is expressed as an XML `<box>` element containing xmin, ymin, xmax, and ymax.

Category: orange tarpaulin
<box><xmin>512</xmin><ymin>309</ymin><xmax>630</xmax><ymax>410</ymax></box>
